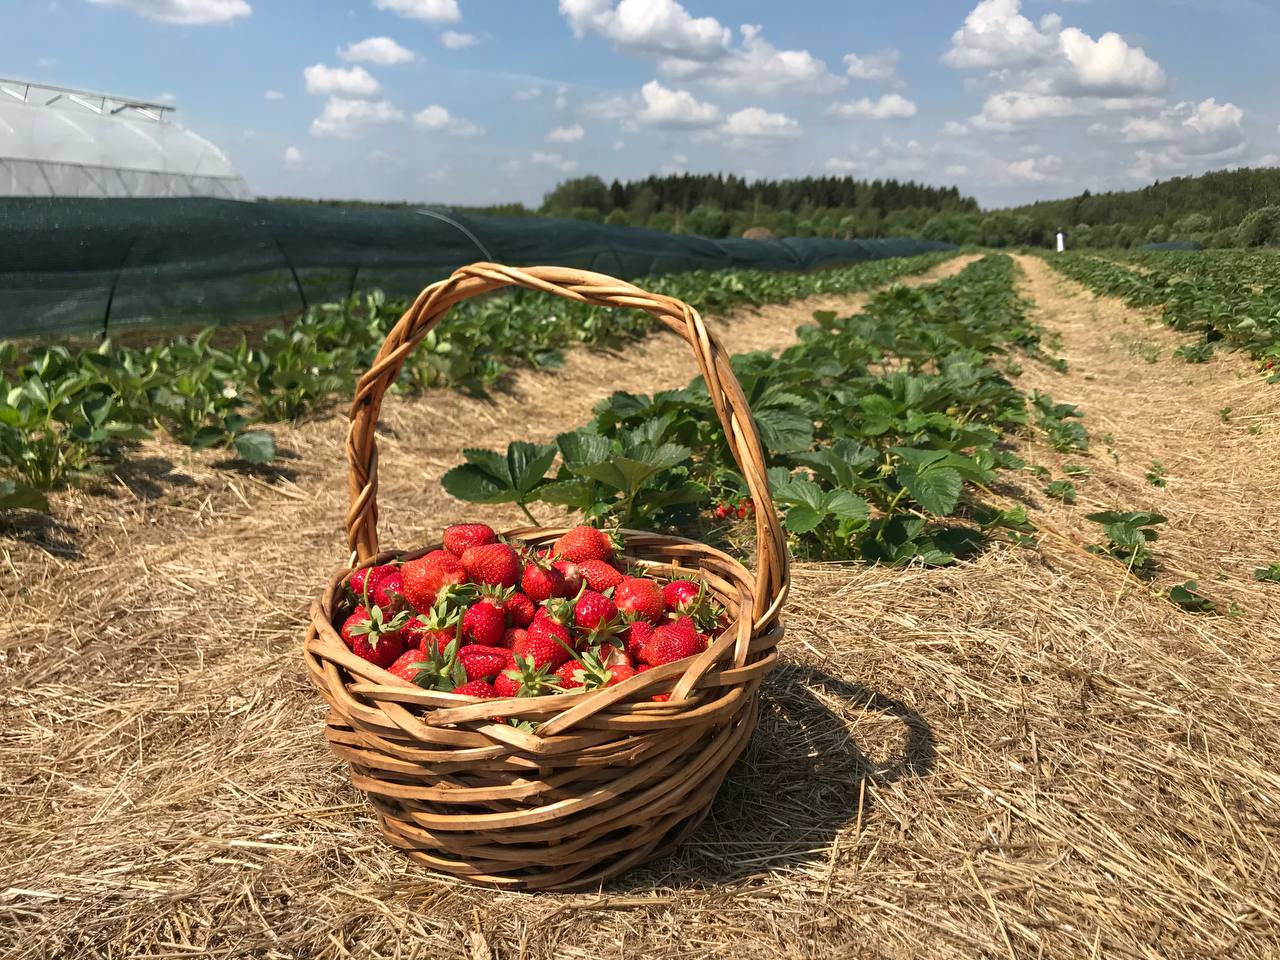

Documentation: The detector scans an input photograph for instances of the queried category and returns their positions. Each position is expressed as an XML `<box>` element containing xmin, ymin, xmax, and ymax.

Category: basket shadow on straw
<box><xmin>610</xmin><ymin>660</ymin><xmax>936</xmax><ymax>889</ymax></box>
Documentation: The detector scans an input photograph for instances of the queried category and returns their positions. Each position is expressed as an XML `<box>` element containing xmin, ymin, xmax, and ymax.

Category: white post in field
<box><xmin>1056</xmin><ymin>231</ymin><xmax>1065</xmax><ymax>253</ymax></box>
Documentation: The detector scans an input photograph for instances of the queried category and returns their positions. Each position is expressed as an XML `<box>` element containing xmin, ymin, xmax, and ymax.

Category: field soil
<box><xmin>3</xmin><ymin>253</ymin><xmax>1278</xmax><ymax>960</ymax></box>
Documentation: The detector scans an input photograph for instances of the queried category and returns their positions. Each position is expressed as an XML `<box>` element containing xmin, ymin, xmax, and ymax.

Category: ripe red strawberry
<box><xmin>553</xmin><ymin>647</ymin><xmax>615</xmax><ymax>691</ymax></box>
<box><xmin>552</xmin><ymin>560</ymin><xmax>582</xmax><ymax>598</ymax></box>
<box><xmin>577</xmin><ymin>558</ymin><xmax>623</xmax><ymax>593</ymax></box>
<box><xmin>651</xmin><ymin>692</ymin><xmax>672</xmax><ymax>702</ymax></box>
<box><xmin>462</xmin><ymin>542</ymin><xmax>520</xmax><ymax>588</ymax></box>
<box><xmin>614</xmin><ymin>577</ymin><xmax>665</xmax><ymax>624</ymax></box>
<box><xmin>621</xmin><ymin>619</ymin><xmax>655</xmax><ymax>661</ymax></box>
<box><xmin>640</xmin><ymin>622</ymin><xmax>706</xmax><ymax>666</ymax></box>
<box><xmin>494</xmin><ymin>655</ymin><xmax>558</xmax><ymax>698</ymax></box>
<box><xmin>443</xmin><ymin>523</ymin><xmax>496</xmax><ymax>558</ymax></box>
<box><xmin>498</xmin><ymin>627</ymin><xmax>525</xmax><ymax>650</ymax></box>
<box><xmin>387</xmin><ymin>647</ymin><xmax>429</xmax><ymax>682</ymax></box>
<box><xmin>401</xmin><ymin>603</ymin><xmax>460</xmax><ymax>654</ymax></box>
<box><xmin>340</xmin><ymin>605</ymin><xmax>407</xmax><ymax>668</ymax></box>
<box><xmin>457</xmin><ymin>644</ymin><xmax>514</xmax><ymax>682</ymax></box>
<box><xmin>369</xmin><ymin>570</ymin><xmax>407</xmax><ymax>612</ymax></box>
<box><xmin>573</xmin><ymin>590</ymin><xmax>618</xmax><ymax>632</ymax></box>
<box><xmin>461</xmin><ymin>600</ymin><xmax>506</xmax><ymax>646</ymax></box>
<box><xmin>662</xmin><ymin>579</ymin><xmax>701</xmax><ymax>611</ymax></box>
<box><xmin>514</xmin><ymin>617</ymin><xmax>573</xmax><ymax>669</ymax></box>
<box><xmin>521</xmin><ymin>558</ymin><xmax>566</xmax><ymax>602</ymax></box>
<box><xmin>401</xmin><ymin>550</ymin><xmax>465</xmax><ymax>611</ymax></box>
<box><xmin>606</xmin><ymin>664</ymin><xmax>638</xmax><ymax>686</ymax></box>
<box><xmin>553</xmin><ymin>525</ymin><xmax>618</xmax><ymax>564</ymax></box>
<box><xmin>555</xmin><ymin>658</ymin><xmax>587</xmax><ymax>690</ymax></box>
<box><xmin>451</xmin><ymin>679</ymin><xmax>498</xmax><ymax>699</ymax></box>
<box><xmin>503</xmin><ymin>592</ymin><xmax>537</xmax><ymax>628</ymax></box>
<box><xmin>347</xmin><ymin>563</ymin><xmax>397</xmax><ymax>602</ymax></box>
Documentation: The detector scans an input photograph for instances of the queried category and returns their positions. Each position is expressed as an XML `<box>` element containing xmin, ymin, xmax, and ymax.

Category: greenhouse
<box><xmin>0</xmin><ymin>77</ymin><xmax>251</xmax><ymax>200</ymax></box>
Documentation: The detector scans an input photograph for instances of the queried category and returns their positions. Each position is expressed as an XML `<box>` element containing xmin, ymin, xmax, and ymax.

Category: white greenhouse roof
<box><xmin>0</xmin><ymin>78</ymin><xmax>252</xmax><ymax>200</ymax></box>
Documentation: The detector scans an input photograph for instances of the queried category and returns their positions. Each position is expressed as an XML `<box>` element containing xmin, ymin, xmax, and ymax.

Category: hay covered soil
<box><xmin>2</xmin><ymin>255</ymin><xmax>1279</xmax><ymax>959</ymax></box>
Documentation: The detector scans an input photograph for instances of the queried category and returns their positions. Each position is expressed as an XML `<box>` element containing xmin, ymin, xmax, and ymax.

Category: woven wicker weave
<box><xmin>303</xmin><ymin>263</ymin><xmax>790</xmax><ymax>890</ymax></box>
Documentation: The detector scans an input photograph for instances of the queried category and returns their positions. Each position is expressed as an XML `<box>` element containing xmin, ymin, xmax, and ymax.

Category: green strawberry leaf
<box><xmin>0</xmin><ymin>479</ymin><xmax>50</xmax><ymax>513</ymax></box>
<box><xmin>233</xmin><ymin>430</ymin><xmax>276</xmax><ymax>464</ymax></box>
<box><xmin>897</xmin><ymin>463</ymin><xmax>963</xmax><ymax>516</ymax></box>
<box><xmin>1168</xmin><ymin>580</ymin><xmax>1214</xmax><ymax>613</ymax></box>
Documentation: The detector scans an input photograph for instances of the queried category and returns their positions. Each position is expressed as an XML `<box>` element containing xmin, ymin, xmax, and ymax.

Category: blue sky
<box><xmin>6</xmin><ymin>0</ymin><xmax>1278</xmax><ymax>208</ymax></box>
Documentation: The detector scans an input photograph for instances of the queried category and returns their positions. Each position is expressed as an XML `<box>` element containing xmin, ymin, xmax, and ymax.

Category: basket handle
<box><xmin>345</xmin><ymin>262</ymin><xmax>787</xmax><ymax>623</ymax></box>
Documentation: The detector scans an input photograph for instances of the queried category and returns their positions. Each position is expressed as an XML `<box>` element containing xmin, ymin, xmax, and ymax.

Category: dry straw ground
<box><xmin>2</xmin><ymin>255</ymin><xmax>1278</xmax><ymax>959</ymax></box>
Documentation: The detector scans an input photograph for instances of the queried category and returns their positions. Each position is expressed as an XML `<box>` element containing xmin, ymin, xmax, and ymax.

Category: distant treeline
<box><xmin>911</xmin><ymin>166</ymin><xmax>1280</xmax><ymax>249</ymax></box>
<box><xmin>266</xmin><ymin>166</ymin><xmax>1280</xmax><ymax>249</ymax></box>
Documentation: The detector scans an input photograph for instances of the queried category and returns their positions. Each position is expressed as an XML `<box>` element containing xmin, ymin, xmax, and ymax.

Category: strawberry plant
<box><xmin>1253</xmin><ymin>563</ymin><xmax>1280</xmax><ymax>583</ymax></box>
<box><xmin>3</xmin><ymin>253</ymin><xmax>953</xmax><ymax>506</ymax></box>
<box><xmin>443</xmin><ymin>255</ymin><xmax>1074</xmax><ymax>566</ymax></box>
<box><xmin>1043</xmin><ymin>479</ymin><xmax>1077</xmax><ymax>504</ymax></box>
<box><xmin>1168</xmin><ymin>580</ymin><xmax>1215</xmax><ymax>613</ymax></box>
<box><xmin>1084</xmin><ymin>510</ymin><xmax>1167</xmax><ymax>577</ymax></box>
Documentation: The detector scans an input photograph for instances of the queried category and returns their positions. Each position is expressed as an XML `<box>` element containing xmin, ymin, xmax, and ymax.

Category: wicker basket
<box><xmin>303</xmin><ymin>263</ymin><xmax>789</xmax><ymax>891</ymax></box>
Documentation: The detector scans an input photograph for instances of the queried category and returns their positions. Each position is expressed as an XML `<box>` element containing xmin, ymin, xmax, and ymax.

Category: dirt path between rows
<box><xmin>1010</xmin><ymin>254</ymin><xmax>1279</xmax><ymax>624</ymax></box>
<box><xmin>5</xmin><ymin>252</ymin><xmax>1279</xmax><ymax>960</ymax></box>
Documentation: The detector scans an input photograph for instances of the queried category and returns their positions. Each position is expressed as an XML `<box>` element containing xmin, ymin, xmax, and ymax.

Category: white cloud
<box><xmin>1008</xmin><ymin>154</ymin><xmax>1063</xmax><ymax>181</ymax></box>
<box><xmin>583</xmin><ymin>94</ymin><xmax>633</xmax><ymax>120</ymax></box>
<box><xmin>1056</xmin><ymin>27</ymin><xmax>1164</xmax><ymax>96</ymax></box>
<box><xmin>531</xmin><ymin>151</ymin><xmax>578</xmax><ymax>173</ymax></box>
<box><xmin>823</xmin><ymin>157</ymin><xmax>859</xmax><ymax>173</ymax></box>
<box><xmin>559</xmin><ymin>0</ymin><xmax>730</xmax><ymax>61</ymax></box>
<box><xmin>942</xmin><ymin>0</ymin><xmax>1057</xmax><ymax>69</ymax></box>
<box><xmin>310</xmin><ymin>97</ymin><xmax>403</xmax><ymax>138</ymax></box>
<box><xmin>373</xmin><ymin>0</ymin><xmax>460</xmax><ymax>22</ymax></box>
<box><xmin>941</xmin><ymin>120</ymin><xmax>969</xmax><ymax>136</ymax></box>
<box><xmin>283</xmin><ymin>146</ymin><xmax>303</xmax><ymax>165</ymax></box>
<box><xmin>635</xmin><ymin>79</ymin><xmax>720</xmax><ymax>128</ymax></box>
<box><xmin>547</xmin><ymin>123</ymin><xmax>585</xmax><ymax>142</ymax></box>
<box><xmin>339</xmin><ymin>36</ymin><xmax>416</xmax><ymax>64</ymax></box>
<box><xmin>672</xmin><ymin>152</ymin><xmax>688</xmax><ymax>164</ymax></box>
<box><xmin>263</xmin><ymin>88</ymin><xmax>285</xmax><ymax>101</ymax></box>
<box><xmin>156</xmin><ymin>91</ymin><xmax>177</xmax><ymax>104</ymax></box>
<box><xmin>1121</xmin><ymin>98</ymin><xmax>1245</xmax><ymax>155</ymax></box>
<box><xmin>304</xmin><ymin>64</ymin><xmax>380</xmax><ymax>97</ymax></box>
<box><xmin>555</xmin><ymin>84</ymin><xmax>570</xmax><ymax>110</ymax></box>
<box><xmin>86</xmin><ymin>0</ymin><xmax>250</xmax><ymax>24</ymax></box>
<box><xmin>614</xmin><ymin>140</ymin><xmax>626</xmax><ymax>150</ymax></box>
<box><xmin>843</xmin><ymin>48</ymin><xmax>899</xmax><ymax>82</ymax></box>
<box><xmin>413</xmin><ymin>104</ymin><xmax>483</xmax><ymax>136</ymax></box>
<box><xmin>661</xmin><ymin>23</ymin><xmax>844</xmax><ymax>95</ymax></box>
<box><xmin>720</xmin><ymin>106</ymin><xmax>800</xmax><ymax>139</ymax></box>
<box><xmin>944</xmin><ymin>164</ymin><xmax>970</xmax><ymax>177</ymax></box>
<box><xmin>441</xmin><ymin>30</ymin><xmax>477</xmax><ymax>49</ymax></box>
<box><xmin>945</xmin><ymin>0</ymin><xmax>1169</xmax><ymax>136</ymax></box>
<box><xmin>829</xmin><ymin>93</ymin><xmax>917</xmax><ymax>120</ymax></box>
<box><xmin>514</xmin><ymin>86</ymin><xmax>542</xmax><ymax>101</ymax></box>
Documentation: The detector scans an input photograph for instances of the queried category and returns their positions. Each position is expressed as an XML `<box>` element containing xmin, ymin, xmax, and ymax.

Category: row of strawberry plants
<box><xmin>444</xmin><ymin>255</ymin><xmax>1083</xmax><ymax>565</ymax></box>
<box><xmin>1045</xmin><ymin>251</ymin><xmax>1280</xmax><ymax>371</ymax></box>
<box><xmin>0</xmin><ymin>253</ymin><xmax>953</xmax><ymax>511</ymax></box>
